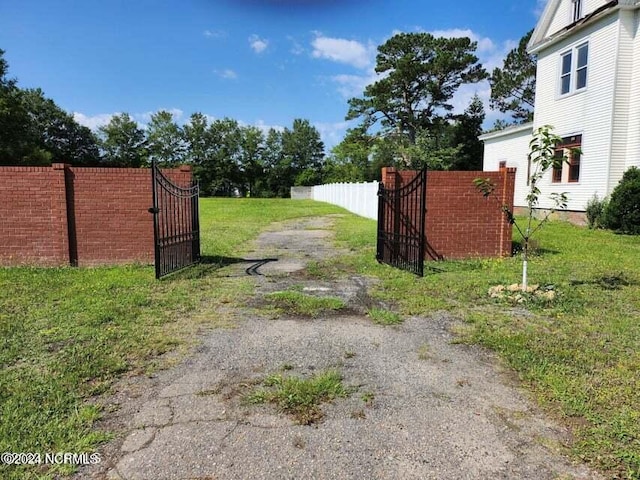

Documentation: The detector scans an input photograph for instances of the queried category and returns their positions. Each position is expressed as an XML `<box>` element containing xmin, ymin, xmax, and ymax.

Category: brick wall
<box><xmin>382</xmin><ymin>166</ymin><xmax>516</xmax><ymax>260</ymax></box>
<box><xmin>0</xmin><ymin>164</ymin><xmax>192</xmax><ymax>266</ymax></box>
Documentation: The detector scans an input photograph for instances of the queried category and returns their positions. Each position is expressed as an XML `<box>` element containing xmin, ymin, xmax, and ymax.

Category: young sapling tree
<box><xmin>474</xmin><ymin>125</ymin><xmax>572</xmax><ymax>291</ymax></box>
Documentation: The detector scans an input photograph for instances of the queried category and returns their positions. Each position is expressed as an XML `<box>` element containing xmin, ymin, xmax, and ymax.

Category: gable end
<box><xmin>529</xmin><ymin>0</ymin><xmax>620</xmax><ymax>54</ymax></box>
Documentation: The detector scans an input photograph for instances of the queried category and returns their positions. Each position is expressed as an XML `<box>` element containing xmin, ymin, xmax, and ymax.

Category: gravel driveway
<box><xmin>80</xmin><ymin>216</ymin><xmax>600</xmax><ymax>480</ymax></box>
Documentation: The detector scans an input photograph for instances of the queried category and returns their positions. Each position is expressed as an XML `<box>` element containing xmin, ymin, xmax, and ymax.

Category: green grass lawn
<box><xmin>327</xmin><ymin>214</ymin><xmax>640</xmax><ymax>480</ymax></box>
<box><xmin>1</xmin><ymin>198</ymin><xmax>639</xmax><ymax>479</ymax></box>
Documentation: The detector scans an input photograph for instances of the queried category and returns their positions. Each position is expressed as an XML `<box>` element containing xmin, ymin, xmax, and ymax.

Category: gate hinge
<box><xmin>148</xmin><ymin>207</ymin><xmax>159</xmax><ymax>214</ymax></box>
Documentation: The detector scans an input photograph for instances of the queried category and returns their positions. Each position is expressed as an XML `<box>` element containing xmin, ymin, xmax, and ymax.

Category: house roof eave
<box><xmin>528</xmin><ymin>0</ymin><xmax>621</xmax><ymax>55</ymax></box>
<box><xmin>479</xmin><ymin>122</ymin><xmax>534</xmax><ymax>142</ymax></box>
<box><xmin>528</xmin><ymin>0</ymin><xmax>561</xmax><ymax>51</ymax></box>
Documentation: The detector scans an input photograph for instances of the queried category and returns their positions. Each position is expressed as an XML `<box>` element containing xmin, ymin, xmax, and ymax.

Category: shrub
<box><xmin>603</xmin><ymin>167</ymin><xmax>640</xmax><ymax>234</ymax></box>
<box><xmin>585</xmin><ymin>194</ymin><xmax>608</xmax><ymax>229</ymax></box>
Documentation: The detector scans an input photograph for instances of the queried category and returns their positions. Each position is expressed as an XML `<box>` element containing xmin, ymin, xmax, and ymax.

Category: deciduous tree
<box><xmin>239</xmin><ymin>126</ymin><xmax>265</xmax><ymax>197</ymax></box>
<box><xmin>281</xmin><ymin>119</ymin><xmax>325</xmax><ymax>189</ymax></box>
<box><xmin>324</xmin><ymin>127</ymin><xmax>375</xmax><ymax>183</ymax></box>
<box><xmin>99</xmin><ymin>113</ymin><xmax>147</xmax><ymax>167</ymax></box>
<box><xmin>146</xmin><ymin>110</ymin><xmax>185</xmax><ymax>166</ymax></box>
<box><xmin>20</xmin><ymin>88</ymin><xmax>101</xmax><ymax>166</ymax></box>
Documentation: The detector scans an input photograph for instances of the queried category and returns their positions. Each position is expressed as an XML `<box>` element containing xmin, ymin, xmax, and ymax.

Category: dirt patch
<box><xmin>77</xmin><ymin>215</ymin><xmax>601</xmax><ymax>480</ymax></box>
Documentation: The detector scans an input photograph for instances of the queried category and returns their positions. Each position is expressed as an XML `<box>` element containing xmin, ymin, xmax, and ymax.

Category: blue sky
<box><xmin>0</xmin><ymin>0</ymin><xmax>545</xmax><ymax>151</ymax></box>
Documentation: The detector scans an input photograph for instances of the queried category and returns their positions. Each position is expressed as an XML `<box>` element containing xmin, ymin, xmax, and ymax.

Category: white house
<box><xmin>481</xmin><ymin>0</ymin><xmax>640</xmax><ymax>218</ymax></box>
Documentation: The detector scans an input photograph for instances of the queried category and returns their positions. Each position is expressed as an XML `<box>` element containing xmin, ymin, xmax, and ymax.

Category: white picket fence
<box><xmin>311</xmin><ymin>181</ymin><xmax>380</xmax><ymax>220</ymax></box>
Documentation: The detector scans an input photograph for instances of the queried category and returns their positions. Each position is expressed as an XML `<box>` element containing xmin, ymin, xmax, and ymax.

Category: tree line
<box><xmin>102</xmin><ymin>112</ymin><xmax>325</xmax><ymax>197</ymax></box>
<box><xmin>1</xmin><ymin>28</ymin><xmax>535</xmax><ymax>194</ymax></box>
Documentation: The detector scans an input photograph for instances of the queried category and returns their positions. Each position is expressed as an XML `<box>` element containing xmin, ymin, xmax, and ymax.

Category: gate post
<box><xmin>149</xmin><ymin>161</ymin><xmax>161</xmax><ymax>279</ymax></box>
<box><xmin>376</xmin><ymin>181</ymin><xmax>385</xmax><ymax>263</ymax></box>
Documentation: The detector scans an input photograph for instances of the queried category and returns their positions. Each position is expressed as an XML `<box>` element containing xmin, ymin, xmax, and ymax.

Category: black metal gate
<box><xmin>376</xmin><ymin>169</ymin><xmax>427</xmax><ymax>276</ymax></box>
<box><xmin>149</xmin><ymin>161</ymin><xmax>201</xmax><ymax>278</ymax></box>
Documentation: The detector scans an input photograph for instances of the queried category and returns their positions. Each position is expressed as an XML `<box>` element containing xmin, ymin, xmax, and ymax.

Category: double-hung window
<box><xmin>575</xmin><ymin>43</ymin><xmax>588</xmax><ymax>89</ymax></box>
<box><xmin>559</xmin><ymin>43</ymin><xmax>588</xmax><ymax>95</ymax></box>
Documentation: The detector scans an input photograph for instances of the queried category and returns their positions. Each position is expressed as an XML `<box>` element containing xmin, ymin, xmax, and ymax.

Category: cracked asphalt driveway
<box><xmin>80</xmin><ymin>216</ymin><xmax>601</xmax><ymax>480</ymax></box>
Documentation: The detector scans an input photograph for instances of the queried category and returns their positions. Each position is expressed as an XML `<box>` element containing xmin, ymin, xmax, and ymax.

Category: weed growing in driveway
<box><xmin>360</xmin><ymin>391</ymin><xmax>375</xmax><ymax>405</ymax></box>
<box><xmin>264</xmin><ymin>291</ymin><xmax>346</xmax><ymax>317</ymax></box>
<box><xmin>367</xmin><ymin>307</ymin><xmax>402</xmax><ymax>325</ymax></box>
<box><xmin>417</xmin><ymin>343</ymin><xmax>431</xmax><ymax>360</ymax></box>
<box><xmin>247</xmin><ymin>370</ymin><xmax>349</xmax><ymax>425</ymax></box>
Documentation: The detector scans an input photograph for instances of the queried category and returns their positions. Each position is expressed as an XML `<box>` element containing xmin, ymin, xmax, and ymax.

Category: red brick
<box><xmin>381</xmin><ymin>166</ymin><xmax>515</xmax><ymax>260</ymax></box>
<box><xmin>0</xmin><ymin>164</ymin><xmax>193</xmax><ymax>266</ymax></box>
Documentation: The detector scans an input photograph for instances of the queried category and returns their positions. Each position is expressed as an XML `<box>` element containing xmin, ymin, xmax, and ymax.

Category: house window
<box><xmin>559</xmin><ymin>43</ymin><xmax>588</xmax><ymax>95</ymax></box>
<box><xmin>569</xmin><ymin>151</ymin><xmax>581</xmax><ymax>182</ymax></box>
<box><xmin>560</xmin><ymin>52</ymin><xmax>572</xmax><ymax>94</ymax></box>
<box><xmin>572</xmin><ymin>0</ymin><xmax>583</xmax><ymax>22</ymax></box>
<box><xmin>576</xmin><ymin>44</ymin><xmax>588</xmax><ymax>89</ymax></box>
<box><xmin>552</xmin><ymin>150</ymin><xmax>564</xmax><ymax>183</ymax></box>
<box><xmin>552</xmin><ymin>134</ymin><xmax>582</xmax><ymax>183</ymax></box>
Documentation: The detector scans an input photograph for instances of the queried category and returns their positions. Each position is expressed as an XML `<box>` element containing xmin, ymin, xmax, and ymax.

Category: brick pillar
<box><xmin>498</xmin><ymin>165</ymin><xmax>517</xmax><ymax>256</ymax></box>
<box><xmin>50</xmin><ymin>163</ymin><xmax>71</xmax><ymax>265</ymax></box>
<box><xmin>381</xmin><ymin>167</ymin><xmax>400</xmax><ymax>189</ymax></box>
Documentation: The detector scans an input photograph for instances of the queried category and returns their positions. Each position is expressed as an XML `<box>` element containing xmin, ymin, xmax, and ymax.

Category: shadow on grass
<box><xmin>569</xmin><ymin>272</ymin><xmax>636</xmax><ymax>290</ymax></box>
<box><xmin>162</xmin><ymin>256</ymin><xmax>278</xmax><ymax>280</ymax></box>
<box><xmin>511</xmin><ymin>240</ymin><xmax>561</xmax><ymax>257</ymax></box>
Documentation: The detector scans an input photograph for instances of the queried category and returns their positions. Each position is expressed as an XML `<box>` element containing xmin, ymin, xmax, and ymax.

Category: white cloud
<box><xmin>136</xmin><ymin>108</ymin><xmax>184</xmax><ymax>124</ymax></box>
<box><xmin>73</xmin><ymin>112</ymin><xmax>117</xmax><ymax>130</ymax></box>
<box><xmin>248</xmin><ymin>119</ymin><xmax>285</xmax><ymax>134</ymax></box>
<box><xmin>203</xmin><ymin>29</ymin><xmax>227</xmax><ymax>39</ymax></box>
<box><xmin>331</xmin><ymin>72</ymin><xmax>379</xmax><ymax>99</ymax></box>
<box><xmin>287</xmin><ymin>36</ymin><xmax>305</xmax><ymax>55</ymax></box>
<box><xmin>314</xmin><ymin>121</ymin><xmax>353</xmax><ymax>150</ymax></box>
<box><xmin>249</xmin><ymin>34</ymin><xmax>269</xmax><ymax>54</ymax></box>
<box><xmin>311</xmin><ymin>34</ymin><xmax>375</xmax><ymax>70</ymax></box>
<box><xmin>215</xmin><ymin>68</ymin><xmax>238</xmax><ymax>79</ymax></box>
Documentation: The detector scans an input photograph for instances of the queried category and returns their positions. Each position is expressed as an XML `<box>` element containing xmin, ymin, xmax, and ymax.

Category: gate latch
<box><xmin>148</xmin><ymin>207</ymin><xmax>159</xmax><ymax>214</ymax></box>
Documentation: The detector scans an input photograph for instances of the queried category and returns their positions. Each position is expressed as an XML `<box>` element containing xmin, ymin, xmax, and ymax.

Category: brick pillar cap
<box><xmin>179</xmin><ymin>165</ymin><xmax>192</xmax><ymax>172</ymax></box>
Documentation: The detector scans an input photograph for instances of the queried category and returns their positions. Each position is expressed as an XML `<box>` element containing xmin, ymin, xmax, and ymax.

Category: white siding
<box><xmin>482</xmin><ymin>127</ymin><xmax>533</xmax><ymax>208</ymax></box>
<box><xmin>546</xmin><ymin>1</ymin><xmax>614</xmax><ymax>38</ymax></box>
<box><xmin>548</xmin><ymin>0</ymin><xmax>573</xmax><ymax>35</ymax></box>
<box><xmin>608</xmin><ymin>10</ymin><xmax>636</xmax><ymax>191</ymax></box>
<box><xmin>534</xmin><ymin>12</ymin><xmax>619</xmax><ymax>210</ymax></box>
<box><xmin>585</xmin><ymin>0</ymin><xmax>610</xmax><ymax>15</ymax></box>
<box><xmin>626</xmin><ymin>9</ymin><xmax>640</xmax><ymax>172</ymax></box>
